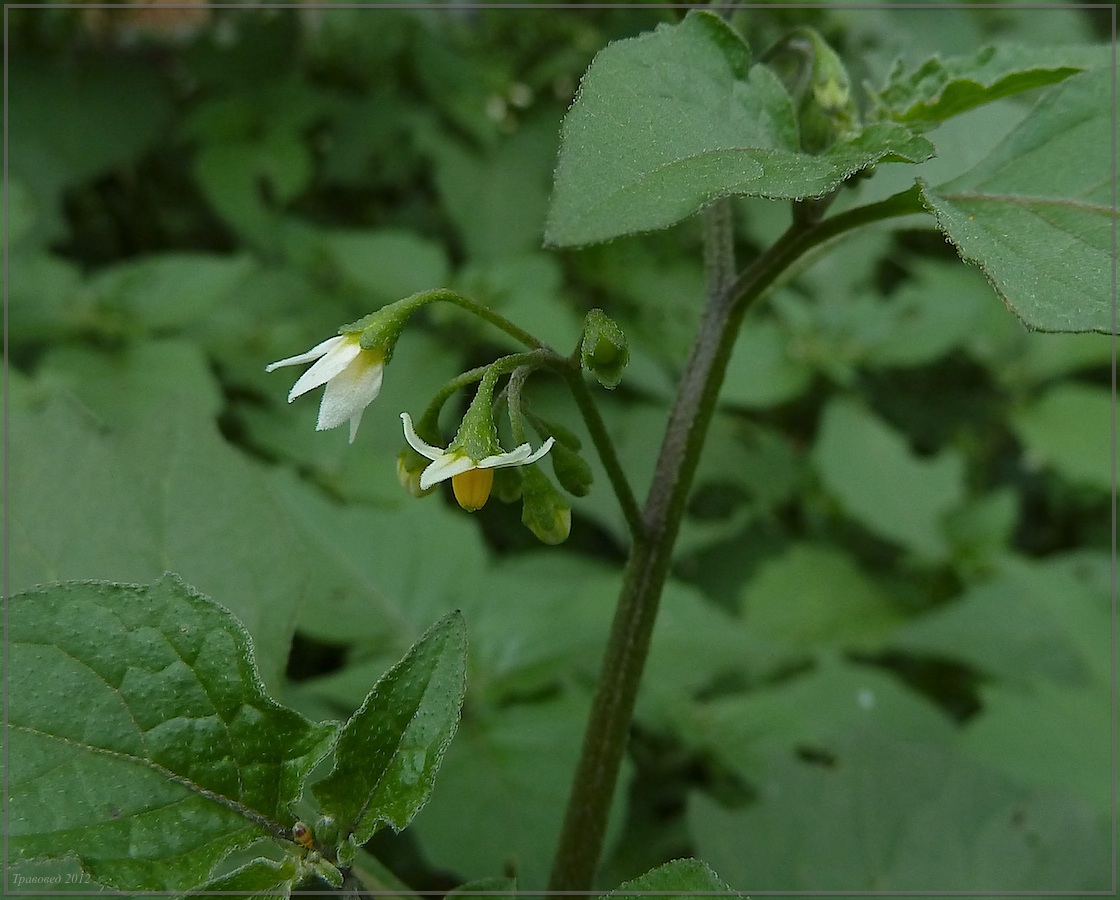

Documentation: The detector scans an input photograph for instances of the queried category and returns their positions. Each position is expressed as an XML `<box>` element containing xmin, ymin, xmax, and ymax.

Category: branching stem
<box><xmin>547</xmin><ymin>184</ymin><xmax>929</xmax><ymax>891</ymax></box>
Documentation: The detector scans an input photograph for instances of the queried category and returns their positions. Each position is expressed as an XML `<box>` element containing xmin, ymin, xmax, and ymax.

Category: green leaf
<box><xmin>426</xmin><ymin>115</ymin><xmax>559</xmax><ymax>262</ymax></box>
<box><xmin>313</xmin><ymin>611</ymin><xmax>467</xmax><ymax>849</ymax></box>
<box><xmin>87</xmin><ymin>253</ymin><xmax>257</xmax><ymax>332</ymax></box>
<box><xmin>679</xmin><ymin>656</ymin><xmax>954</xmax><ymax>782</ymax></box>
<box><xmin>9</xmin><ymin>394</ymin><xmax>311</xmax><ymax>690</ymax></box>
<box><xmin>188</xmin><ymin>857</ymin><xmax>299</xmax><ymax>898</ymax></box>
<box><xmin>545</xmin><ymin>11</ymin><xmax>932</xmax><ymax>247</ymax></box>
<box><xmin>874</xmin><ymin>43</ymin><xmax>1111</xmax><ymax>129</ymax></box>
<box><xmin>9</xmin><ymin>54</ymin><xmax>171</xmax><ymax>240</ymax></box>
<box><xmin>36</xmin><ymin>339</ymin><xmax>223</xmax><ymax>428</ymax></box>
<box><xmin>862</xmin><ymin>260</ymin><xmax>994</xmax><ymax>369</ymax></box>
<box><xmin>1010</xmin><ymin>382</ymin><xmax>1112</xmax><ymax>491</ymax></box>
<box><xmin>8</xmin><ymin>576</ymin><xmax>337</xmax><ymax>892</ymax></box>
<box><xmin>605</xmin><ymin>858</ymin><xmax>732</xmax><ymax>898</ymax></box>
<box><xmin>890</xmin><ymin>555</ymin><xmax>1110</xmax><ymax>691</ymax></box>
<box><xmin>741</xmin><ymin>544</ymin><xmax>904</xmax><ymax>652</ymax></box>
<box><xmin>919</xmin><ymin>67</ymin><xmax>1114</xmax><ymax>333</ymax></box>
<box><xmin>447</xmin><ymin>875</ymin><xmax>517</xmax><ymax>898</ymax></box>
<box><xmin>317</xmin><ymin>228</ymin><xmax>450</xmax><ymax>303</ymax></box>
<box><xmin>811</xmin><ymin>398</ymin><xmax>966</xmax><ymax>560</ymax></box>
<box><xmin>720</xmin><ymin>319</ymin><xmax>813</xmax><ymax>408</ymax></box>
<box><xmin>963</xmin><ymin>681</ymin><xmax>1110</xmax><ymax>817</ymax></box>
<box><xmin>689</xmin><ymin>728</ymin><xmax>1110</xmax><ymax>891</ymax></box>
<box><xmin>411</xmin><ymin>692</ymin><xmax>629</xmax><ymax>891</ymax></box>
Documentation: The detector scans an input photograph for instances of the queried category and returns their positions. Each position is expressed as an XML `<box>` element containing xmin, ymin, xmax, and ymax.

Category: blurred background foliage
<box><xmin>7</xmin><ymin>1</ymin><xmax>1112</xmax><ymax>893</ymax></box>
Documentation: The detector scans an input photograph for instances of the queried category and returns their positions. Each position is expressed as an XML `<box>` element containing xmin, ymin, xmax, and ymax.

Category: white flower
<box><xmin>400</xmin><ymin>412</ymin><xmax>554</xmax><ymax>511</ymax></box>
<box><xmin>266</xmin><ymin>334</ymin><xmax>384</xmax><ymax>443</ymax></box>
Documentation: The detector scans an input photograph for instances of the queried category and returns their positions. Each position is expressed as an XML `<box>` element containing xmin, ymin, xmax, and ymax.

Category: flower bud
<box><xmin>491</xmin><ymin>466</ymin><xmax>524</xmax><ymax>503</ymax></box>
<box><xmin>529</xmin><ymin>412</ymin><xmax>583</xmax><ymax>451</ymax></box>
<box><xmin>521</xmin><ymin>467</ymin><xmax>572</xmax><ymax>545</ymax></box>
<box><xmin>580</xmin><ymin>309</ymin><xmax>629</xmax><ymax>389</ymax></box>
<box><xmin>551</xmin><ymin>442</ymin><xmax>594</xmax><ymax>497</ymax></box>
<box><xmin>398</xmin><ymin>446</ymin><xmax>436</xmax><ymax>498</ymax></box>
<box><xmin>313</xmin><ymin>814</ymin><xmax>338</xmax><ymax>847</ymax></box>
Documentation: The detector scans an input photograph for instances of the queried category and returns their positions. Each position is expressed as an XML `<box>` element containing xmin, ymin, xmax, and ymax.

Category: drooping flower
<box><xmin>400</xmin><ymin>411</ymin><xmax>554</xmax><ymax>512</ymax></box>
<box><xmin>266</xmin><ymin>334</ymin><xmax>384</xmax><ymax>443</ymax></box>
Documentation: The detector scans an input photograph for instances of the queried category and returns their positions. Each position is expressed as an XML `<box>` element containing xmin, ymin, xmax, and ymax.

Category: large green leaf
<box><xmin>677</xmin><ymin>656</ymin><xmax>954</xmax><ymax>782</ymax></box>
<box><xmin>873</xmin><ymin>43</ymin><xmax>1110</xmax><ymax>129</ymax></box>
<box><xmin>740</xmin><ymin>544</ymin><xmax>904</xmax><ymax>652</ymax></box>
<box><xmin>188</xmin><ymin>857</ymin><xmax>299</xmax><ymax>898</ymax></box>
<box><xmin>8</xmin><ymin>576</ymin><xmax>337</xmax><ymax>892</ymax></box>
<box><xmin>313</xmin><ymin>612</ymin><xmax>467</xmax><ymax>851</ymax></box>
<box><xmin>605</xmin><ymin>858</ymin><xmax>732</xmax><ymax>898</ymax></box>
<box><xmin>8</xmin><ymin>394</ymin><xmax>311</xmax><ymax>690</ymax></box>
<box><xmin>315</xmin><ymin>228</ymin><xmax>449</xmax><ymax>303</ymax></box>
<box><xmin>1010</xmin><ymin>382</ymin><xmax>1112</xmax><ymax>492</ymax></box>
<box><xmin>8</xmin><ymin>53</ymin><xmax>171</xmax><ymax>241</ymax></box>
<box><xmin>689</xmin><ymin>728</ymin><xmax>1109</xmax><ymax>891</ymax></box>
<box><xmin>545</xmin><ymin>11</ymin><xmax>932</xmax><ymax>247</ymax></box>
<box><xmin>890</xmin><ymin>554</ymin><xmax>1110</xmax><ymax>691</ymax></box>
<box><xmin>919</xmin><ymin>66</ymin><xmax>1115</xmax><ymax>333</ymax></box>
<box><xmin>85</xmin><ymin>252</ymin><xmax>258</xmax><ymax>331</ymax></box>
<box><xmin>963</xmin><ymin>681</ymin><xmax>1110</xmax><ymax>817</ymax></box>
<box><xmin>811</xmin><ymin>398</ymin><xmax>966</xmax><ymax>560</ymax></box>
<box><xmin>36</xmin><ymin>340</ymin><xmax>223</xmax><ymax>428</ymax></box>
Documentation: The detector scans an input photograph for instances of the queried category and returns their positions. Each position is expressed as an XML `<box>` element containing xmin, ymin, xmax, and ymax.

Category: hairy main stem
<box><xmin>546</xmin><ymin>187</ymin><xmax>924</xmax><ymax>890</ymax></box>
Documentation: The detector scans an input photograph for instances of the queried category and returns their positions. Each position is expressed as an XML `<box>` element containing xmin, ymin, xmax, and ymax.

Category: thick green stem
<box><xmin>547</xmin><ymin>186</ymin><xmax>928</xmax><ymax>892</ymax></box>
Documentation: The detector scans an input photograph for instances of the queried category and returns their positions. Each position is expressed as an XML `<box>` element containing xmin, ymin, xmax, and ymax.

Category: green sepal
<box><xmin>521</xmin><ymin>466</ymin><xmax>572</xmax><ymax>545</ymax></box>
<box><xmin>580</xmin><ymin>309</ymin><xmax>629</xmax><ymax>390</ymax></box>
<box><xmin>338</xmin><ymin>294</ymin><xmax>425</xmax><ymax>363</ymax></box>
<box><xmin>450</xmin><ymin>368</ymin><xmax>503</xmax><ymax>461</ymax></box>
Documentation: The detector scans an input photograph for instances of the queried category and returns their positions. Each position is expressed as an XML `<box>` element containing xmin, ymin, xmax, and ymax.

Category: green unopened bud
<box><xmin>521</xmin><ymin>467</ymin><xmax>572</xmax><ymax>545</ymax></box>
<box><xmin>398</xmin><ymin>446</ymin><xmax>436</xmax><ymax>497</ymax></box>
<box><xmin>580</xmin><ymin>309</ymin><xmax>629</xmax><ymax>390</ymax></box>
<box><xmin>491</xmin><ymin>466</ymin><xmax>524</xmax><ymax>503</ymax></box>
<box><xmin>313</xmin><ymin>814</ymin><xmax>338</xmax><ymax>848</ymax></box>
<box><xmin>551</xmin><ymin>442</ymin><xmax>593</xmax><ymax>497</ymax></box>
<box><xmin>528</xmin><ymin>412</ymin><xmax>583</xmax><ymax>451</ymax></box>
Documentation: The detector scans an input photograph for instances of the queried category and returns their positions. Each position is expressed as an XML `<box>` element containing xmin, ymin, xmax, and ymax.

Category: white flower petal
<box><xmin>479</xmin><ymin>436</ymin><xmax>555</xmax><ymax>469</ymax></box>
<box><xmin>477</xmin><ymin>444</ymin><xmax>532</xmax><ymax>469</ymax></box>
<box><xmin>419</xmin><ymin>452</ymin><xmax>476</xmax><ymax>490</ymax></box>
<box><xmin>401</xmin><ymin>413</ymin><xmax>446</xmax><ymax>461</ymax></box>
<box><xmin>522</xmin><ymin>436</ymin><xmax>556</xmax><ymax>465</ymax></box>
<box><xmin>287</xmin><ymin>337</ymin><xmax>362</xmax><ymax>401</ymax></box>
<box><xmin>265</xmin><ymin>334</ymin><xmax>345</xmax><ymax>372</ymax></box>
<box><xmin>348</xmin><ymin>409</ymin><xmax>365</xmax><ymax>444</ymax></box>
<box><xmin>316</xmin><ymin>352</ymin><xmax>384</xmax><ymax>435</ymax></box>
